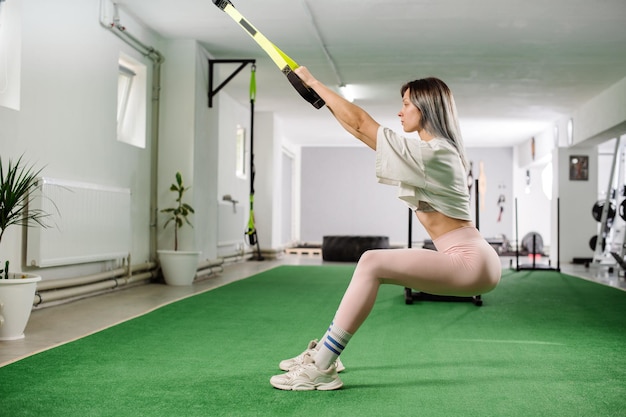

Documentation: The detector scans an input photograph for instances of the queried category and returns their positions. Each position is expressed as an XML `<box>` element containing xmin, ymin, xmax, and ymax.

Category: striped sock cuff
<box><xmin>321</xmin><ymin>323</ymin><xmax>352</xmax><ymax>356</ymax></box>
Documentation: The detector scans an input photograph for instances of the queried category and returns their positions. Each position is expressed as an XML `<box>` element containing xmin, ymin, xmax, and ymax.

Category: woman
<box><xmin>270</xmin><ymin>67</ymin><xmax>502</xmax><ymax>391</ymax></box>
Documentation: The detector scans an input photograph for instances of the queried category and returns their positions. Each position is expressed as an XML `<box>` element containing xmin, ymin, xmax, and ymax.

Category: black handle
<box><xmin>283</xmin><ymin>68</ymin><xmax>326</xmax><ymax>109</ymax></box>
<box><xmin>212</xmin><ymin>0</ymin><xmax>233</xmax><ymax>11</ymax></box>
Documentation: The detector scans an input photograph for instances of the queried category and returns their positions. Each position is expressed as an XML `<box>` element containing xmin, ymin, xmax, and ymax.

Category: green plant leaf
<box><xmin>160</xmin><ymin>172</ymin><xmax>195</xmax><ymax>250</ymax></box>
<box><xmin>0</xmin><ymin>155</ymin><xmax>51</xmax><ymax>246</ymax></box>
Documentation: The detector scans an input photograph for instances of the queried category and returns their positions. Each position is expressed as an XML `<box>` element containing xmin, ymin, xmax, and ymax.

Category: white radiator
<box><xmin>217</xmin><ymin>201</ymin><xmax>245</xmax><ymax>255</ymax></box>
<box><xmin>27</xmin><ymin>177</ymin><xmax>131</xmax><ymax>267</ymax></box>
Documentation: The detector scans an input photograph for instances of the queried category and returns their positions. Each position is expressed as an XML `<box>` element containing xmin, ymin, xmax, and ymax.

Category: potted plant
<box><xmin>157</xmin><ymin>172</ymin><xmax>200</xmax><ymax>286</ymax></box>
<box><xmin>0</xmin><ymin>155</ymin><xmax>49</xmax><ymax>340</ymax></box>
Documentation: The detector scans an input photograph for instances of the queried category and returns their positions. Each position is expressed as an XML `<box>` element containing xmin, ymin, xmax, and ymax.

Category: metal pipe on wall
<box><xmin>33</xmin><ymin>257</ymin><xmax>223</xmax><ymax>307</ymax></box>
<box><xmin>36</xmin><ymin>267</ymin><xmax>125</xmax><ymax>291</ymax></box>
<box><xmin>197</xmin><ymin>258</ymin><xmax>224</xmax><ymax>271</ymax></box>
<box><xmin>36</xmin><ymin>280</ymin><xmax>121</xmax><ymax>305</ymax></box>
<box><xmin>36</xmin><ymin>262</ymin><xmax>155</xmax><ymax>292</ymax></box>
<box><xmin>34</xmin><ymin>271</ymin><xmax>155</xmax><ymax>306</ymax></box>
<box><xmin>195</xmin><ymin>258</ymin><xmax>225</xmax><ymax>278</ymax></box>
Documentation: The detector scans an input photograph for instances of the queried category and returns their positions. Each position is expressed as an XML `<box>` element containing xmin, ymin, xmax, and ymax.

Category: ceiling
<box><xmin>116</xmin><ymin>0</ymin><xmax>626</xmax><ymax>147</ymax></box>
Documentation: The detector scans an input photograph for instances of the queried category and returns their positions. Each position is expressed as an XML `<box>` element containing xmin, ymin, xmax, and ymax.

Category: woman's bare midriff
<box><xmin>415</xmin><ymin>210</ymin><xmax>473</xmax><ymax>241</ymax></box>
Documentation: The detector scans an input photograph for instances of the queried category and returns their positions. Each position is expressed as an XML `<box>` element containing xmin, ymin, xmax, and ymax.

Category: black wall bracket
<box><xmin>208</xmin><ymin>59</ymin><xmax>256</xmax><ymax>108</ymax></box>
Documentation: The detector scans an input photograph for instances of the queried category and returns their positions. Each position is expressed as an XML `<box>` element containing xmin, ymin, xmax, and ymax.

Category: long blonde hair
<box><xmin>400</xmin><ymin>78</ymin><xmax>468</xmax><ymax>171</ymax></box>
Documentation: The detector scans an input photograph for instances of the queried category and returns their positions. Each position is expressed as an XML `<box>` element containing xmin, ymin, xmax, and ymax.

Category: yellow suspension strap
<box><xmin>212</xmin><ymin>0</ymin><xmax>325</xmax><ymax>109</ymax></box>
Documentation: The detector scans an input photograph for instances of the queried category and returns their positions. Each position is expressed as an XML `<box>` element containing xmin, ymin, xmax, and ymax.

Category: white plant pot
<box><xmin>0</xmin><ymin>273</ymin><xmax>41</xmax><ymax>341</ymax></box>
<box><xmin>157</xmin><ymin>250</ymin><xmax>201</xmax><ymax>286</ymax></box>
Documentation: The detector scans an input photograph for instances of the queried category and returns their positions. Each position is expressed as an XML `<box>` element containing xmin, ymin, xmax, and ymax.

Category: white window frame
<box><xmin>117</xmin><ymin>52</ymin><xmax>147</xmax><ymax>148</ymax></box>
<box><xmin>117</xmin><ymin>64</ymin><xmax>135</xmax><ymax>131</ymax></box>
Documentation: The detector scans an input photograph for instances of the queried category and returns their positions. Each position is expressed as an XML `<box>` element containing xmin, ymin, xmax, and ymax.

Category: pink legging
<box><xmin>333</xmin><ymin>226</ymin><xmax>502</xmax><ymax>334</ymax></box>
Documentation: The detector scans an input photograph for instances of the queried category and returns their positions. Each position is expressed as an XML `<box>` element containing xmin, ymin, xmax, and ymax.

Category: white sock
<box><xmin>315</xmin><ymin>321</ymin><xmax>352</xmax><ymax>370</ymax></box>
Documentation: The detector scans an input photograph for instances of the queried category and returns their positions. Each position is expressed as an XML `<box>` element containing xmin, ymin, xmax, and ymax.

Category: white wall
<box><xmin>299</xmin><ymin>146</ymin><xmax>414</xmax><ymax>246</ymax></box>
<box><xmin>298</xmin><ymin>145</ymin><xmax>516</xmax><ymax>247</ymax></box>
<box><xmin>571</xmin><ymin>77</ymin><xmax>626</xmax><ymax>146</ymax></box>
<box><xmin>0</xmin><ymin>1</ymin><xmax>252</xmax><ymax>279</ymax></box>
<box><xmin>511</xmin><ymin>129</ymin><xmax>554</xmax><ymax>253</ymax></box>
<box><xmin>511</xmin><ymin>77</ymin><xmax>626</xmax><ymax>267</ymax></box>
<box><xmin>0</xmin><ymin>0</ymin><xmax>21</xmax><ymax>110</ymax></box>
<box><xmin>158</xmin><ymin>41</ymin><xmax>254</xmax><ymax>260</ymax></box>
<box><xmin>254</xmin><ymin>112</ymin><xmax>278</xmax><ymax>250</ymax></box>
<box><xmin>556</xmin><ymin>146</ymin><xmax>599</xmax><ymax>263</ymax></box>
<box><xmin>215</xmin><ymin>93</ymin><xmax>249</xmax><ymax>215</ymax></box>
<box><xmin>556</xmin><ymin>76</ymin><xmax>626</xmax><ymax>263</ymax></box>
<box><xmin>513</xmin><ymin>161</ymin><xmax>552</xmax><ymax>247</ymax></box>
<box><xmin>466</xmin><ymin>147</ymin><xmax>514</xmax><ymax>240</ymax></box>
<box><xmin>193</xmin><ymin>46</ymin><xmax>220</xmax><ymax>260</ymax></box>
<box><xmin>0</xmin><ymin>0</ymin><xmax>158</xmax><ymax>279</ymax></box>
<box><xmin>212</xmin><ymin>90</ymin><xmax>249</xmax><ymax>258</ymax></box>
<box><xmin>158</xmin><ymin>40</ymin><xmax>198</xmax><ymax>253</ymax></box>
<box><xmin>280</xmin><ymin>150</ymin><xmax>295</xmax><ymax>245</ymax></box>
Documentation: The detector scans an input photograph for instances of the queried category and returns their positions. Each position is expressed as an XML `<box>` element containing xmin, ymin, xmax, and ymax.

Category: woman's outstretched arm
<box><xmin>295</xmin><ymin>66</ymin><xmax>380</xmax><ymax>150</ymax></box>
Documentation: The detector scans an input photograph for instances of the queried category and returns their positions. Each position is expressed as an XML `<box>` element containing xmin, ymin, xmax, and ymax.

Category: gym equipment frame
<box><xmin>404</xmin><ymin>179</ymin><xmax>483</xmax><ymax>306</ymax></box>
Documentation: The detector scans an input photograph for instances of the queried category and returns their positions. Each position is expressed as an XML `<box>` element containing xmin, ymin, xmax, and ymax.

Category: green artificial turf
<box><xmin>1</xmin><ymin>265</ymin><xmax>625</xmax><ymax>416</ymax></box>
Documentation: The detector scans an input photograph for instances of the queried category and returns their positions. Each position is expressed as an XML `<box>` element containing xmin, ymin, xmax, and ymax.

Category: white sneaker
<box><xmin>278</xmin><ymin>339</ymin><xmax>345</xmax><ymax>372</ymax></box>
<box><xmin>270</xmin><ymin>353</ymin><xmax>343</xmax><ymax>391</ymax></box>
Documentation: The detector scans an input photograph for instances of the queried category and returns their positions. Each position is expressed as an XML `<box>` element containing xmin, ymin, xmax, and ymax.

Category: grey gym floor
<box><xmin>1</xmin><ymin>254</ymin><xmax>623</xmax><ymax>367</ymax></box>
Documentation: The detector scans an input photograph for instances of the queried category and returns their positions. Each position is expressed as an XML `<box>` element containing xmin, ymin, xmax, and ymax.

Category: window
<box><xmin>117</xmin><ymin>53</ymin><xmax>147</xmax><ymax>148</ymax></box>
<box><xmin>117</xmin><ymin>64</ymin><xmax>135</xmax><ymax>132</ymax></box>
<box><xmin>0</xmin><ymin>0</ymin><xmax>21</xmax><ymax>111</ymax></box>
<box><xmin>236</xmin><ymin>125</ymin><xmax>247</xmax><ymax>179</ymax></box>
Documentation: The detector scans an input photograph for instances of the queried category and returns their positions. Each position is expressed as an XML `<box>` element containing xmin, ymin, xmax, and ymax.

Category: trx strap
<box><xmin>212</xmin><ymin>0</ymin><xmax>325</xmax><ymax>109</ymax></box>
<box><xmin>246</xmin><ymin>64</ymin><xmax>264</xmax><ymax>260</ymax></box>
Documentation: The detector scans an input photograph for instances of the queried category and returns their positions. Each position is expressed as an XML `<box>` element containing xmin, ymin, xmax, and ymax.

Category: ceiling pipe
<box><xmin>99</xmin><ymin>0</ymin><xmax>164</xmax><ymax>262</ymax></box>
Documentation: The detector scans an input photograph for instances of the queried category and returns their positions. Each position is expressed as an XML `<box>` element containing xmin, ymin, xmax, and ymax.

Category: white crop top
<box><xmin>375</xmin><ymin>126</ymin><xmax>471</xmax><ymax>221</ymax></box>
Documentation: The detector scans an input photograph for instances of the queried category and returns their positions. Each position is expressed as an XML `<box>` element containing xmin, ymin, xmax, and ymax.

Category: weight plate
<box><xmin>592</xmin><ymin>200</ymin><xmax>616</xmax><ymax>222</ymax></box>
